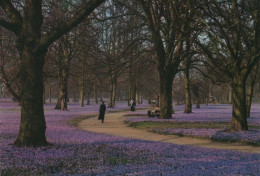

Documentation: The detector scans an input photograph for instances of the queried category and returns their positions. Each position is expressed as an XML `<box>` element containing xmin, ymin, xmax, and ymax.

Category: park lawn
<box><xmin>128</xmin><ymin>121</ymin><xmax>259</xmax><ymax>130</ymax></box>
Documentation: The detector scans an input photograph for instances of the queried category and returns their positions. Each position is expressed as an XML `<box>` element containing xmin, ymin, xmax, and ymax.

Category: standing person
<box><xmin>98</xmin><ymin>101</ymin><xmax>106</xmax><ymax>123</ymax></box>
<box><xmin>130</xmin><ymin>99</ymin><xmax>136</xmax><ymax>111</ymax></box>
<box><xmin>130</xmin><ymin>99</ymin><xmax>134</xmax><ymax>111</ymax></box>
<box><xmin>132</xmin><ymin>101</ymin><xmax>136</xmax><ymax>111</ymax></box>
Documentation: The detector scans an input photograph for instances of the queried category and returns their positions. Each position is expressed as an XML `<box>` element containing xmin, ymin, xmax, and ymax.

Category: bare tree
<box><xmin>197</xmin><ymin>0</ymin><xmax>260</xmax><ymax>131</ymax></box>
<box><xmin>0</xmin><ymin>0</ymin><xmax>105</xmax><ymax>147</ymax></box>
<box><xmin>134</xmin><ymin>0</ymin><xmax>195</xmax><ymax>118</ymax></box>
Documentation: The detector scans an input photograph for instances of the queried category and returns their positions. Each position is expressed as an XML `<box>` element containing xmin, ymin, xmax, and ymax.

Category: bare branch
<box><xmin>0</xmin><ymin>0</ymin><xmax>22</xmax><ymax>33</ymax></box>
<box><xmin>39</xmin><ymin>0</ymin><xmax>105</xmax><ymax>51</ymax></box>
<box><xmin>0</xmin><ymin>64</ymin><xmax>21</xmax><ymax>102</ymax></box>
<box><xmin>0</xmin><ymin>18</ymin><xmax>19</xmax><ymax>33</ymax></box>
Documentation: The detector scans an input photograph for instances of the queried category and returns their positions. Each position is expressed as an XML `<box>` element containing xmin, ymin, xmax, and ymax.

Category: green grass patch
<box><xmin>128</xmin><ymin>121</ymin><xmax>231</xmax><ymax>130</ymax></box>
<box><xmin>128</xmin><ymin>121</ymin><xmax>259</xmax><ymax>130</ymax></box>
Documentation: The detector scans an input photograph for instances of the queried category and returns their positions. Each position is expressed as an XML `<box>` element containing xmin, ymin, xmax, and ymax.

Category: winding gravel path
<box><xmin>78</xmin><ymin>111</ymin><xmax>260</xmax><ymax>153</ymax></box>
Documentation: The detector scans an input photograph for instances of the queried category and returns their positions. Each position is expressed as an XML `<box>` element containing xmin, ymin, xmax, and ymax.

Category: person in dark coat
<box><xmin>130</xmin><ymin>100</ymin><xmax>136</xmax><ymax>111</ymax></box>
<box><xmin>98</xmin><ymin>101</ymin><xmax>106</xmax><ymax>123</ymax></box>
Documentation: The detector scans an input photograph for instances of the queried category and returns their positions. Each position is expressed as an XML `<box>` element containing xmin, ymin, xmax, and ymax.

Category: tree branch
<box><xmin>38</xmin><ymin>0</ymin><xmax>105</xmax><ymax>51</ymax></box>
<box><xmin>0</xmin><ymin>18</ymin><xmax>19</xmax><ymax>33</ymax></box>
<box><xmin>0</xmin><ymin>0</ymin><xmax>22</xmax><ymax>33</ymax></box>
<box><xmin>0</xmin><ymin>65</ymin><xmax>21</xmax><ymax>102</ymax></box>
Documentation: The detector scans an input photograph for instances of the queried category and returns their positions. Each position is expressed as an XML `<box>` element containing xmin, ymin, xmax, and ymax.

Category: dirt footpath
<box><xmin>78</xmin><ymin>111</ymin><xmax>260</xmax><ymax>153</ymax></box>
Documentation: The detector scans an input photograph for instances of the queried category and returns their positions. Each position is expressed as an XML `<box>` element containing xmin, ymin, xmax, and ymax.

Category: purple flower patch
<box><xmin>0</xmin><ymin>100</ymin><xmax>259</xmax><ymax>175</ymax></box>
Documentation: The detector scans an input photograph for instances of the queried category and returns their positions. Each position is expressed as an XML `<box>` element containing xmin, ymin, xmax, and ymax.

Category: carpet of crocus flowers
<box><xmin>0</xmin><ymin>99</ymin><xmax>260</xmax><ymax>176</ymax></box>
<box><xmin>126</xmin><ymin>104</ymin><xmax>260</xmax><ymax>145</ymax></box>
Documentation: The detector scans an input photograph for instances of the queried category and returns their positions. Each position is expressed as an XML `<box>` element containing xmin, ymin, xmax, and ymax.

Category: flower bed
<box><xmin>0</xmin><ymin>100</ymin><xmax>259</xmax><ymax>175</ymax></box>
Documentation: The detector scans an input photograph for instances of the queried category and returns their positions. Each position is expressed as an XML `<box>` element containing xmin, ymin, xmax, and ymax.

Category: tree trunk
<box><xmin>108</xmin><ymin>78</ymin><xmax>114</xmax><ymax>108</ymax></box>
<box><xmin>87</xmin><ymin>88</ymin><xmax>91</xmax><ymax>105</ymax></box>
<box><xmin>140</xmin><ymin>84</ymin><xmax>143</xmax><ymax>104</ymax></box>
<box><xmin>246</xmin><ymin>64</ymin><xmax>258</xmax><ymax>118</ymax></box>
<box><xmin>112</xmin><ymin>77</ymin><xmax>117</xmax><ymax>107</ymax></box>
<box><xmin>72</xmin><ymin>91</ymin><xmax>77</xmax><ymax>102</ymax></box>
<box><xmin>246</xmin><ymin>84</ymin><xmax>253</xmax><ymax>118</ymax></box>
<box><xmin>231</xmin><ymin>77</ymin><xmax>248</xmax><ymax>131</ymax></box>
<box><xmin>49</xmin><ymin>83</ymin><xmax>52</xmax><ymax>102</ymax></box>
<box><xmin>43</xmin><ymin>82</ymin><xmax>46</xmax><ymax>104</ymax></box>
<box><xmin>79</xmin><ymin>50</ymin><xmax>85</xmax><ymax>106</ymax></box>
<box><xmin>94</xmin><ymin>83</ymin><xmax>98</xmax><ymax>104</ymax></box>
<box><xmin>128</xmin><ymin>56</ymin><xmax>133</xmax><ymax>106</ymax></box>
<box><xmin>14</xmin><ymin>52</ymin><xmax>48</xmax><ymax>147</ymax></box>
<box><xmin>159</xmin><ymin>72</ymin><xmax>174</xmax><ymax>119</ymax></box>
<box><xmin>128</xmin><ymin>82</ymin><xmax>131</xmax><ymax>106</ymax></box>
<box><xmin>55</xmin><ymin>76</ymin><xmax>69</xmax><ymax>110</ymax></box>
<box><xmin>228</xmin><ymin>85</ymin><xmax>232</xmax><ymax>104</ymax></box>
<box><xmin>184</xmin><ymin>58</ymin><xmax>192</xmax><ymax>113</ymax></box>
<box><xmin>79</xmin><ymin>78</ymin><xmax>84</xmax><ymax>107</ymax></box>
<box><xmin>131</xmin><ymin>78</ymin><xmax>136</xmax><ymax>103</ymax></box>
<box><xmin>55</xmin><ymin>55</ymin><xmax>70</xmax><ymax>110</ymax></box>
<box><xmin>196</xmin><ymin>97</ymin><xmax>200</xmax><ymax>109</ymax></box>
<box><xmin>79</xmin><ymin>84</ymin><xmax>84</xmax><ymax>107</ymax></box>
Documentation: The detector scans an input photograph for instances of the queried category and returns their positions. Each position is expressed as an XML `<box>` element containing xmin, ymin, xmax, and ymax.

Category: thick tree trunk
<box><xmin>246</xmin><ymin>64</ymin><xmax>258</xmax><ymax>118</ymax></box>
<box><xmin>159</xmin><ymin>72</ymin><xmax>174</xmax><ymax>119</ymax></box>
<box><xmin>231</xmin><ymin>78</ymin><xmax>248</xmax><ymax>131</ymax></box>
<box><xmin>184</xmin><ymin>58</ymin><xmax>192</xmax><ymax>113</ymax></box>
<box><xmin>1</xmin><ymin>0</ymin><xmax>105</xmax><ymax>148</ymax></box>
<box><xmin>14</xmin><ymin>52</ymin><xmax>48</xmax><ymax>147</ymax></box>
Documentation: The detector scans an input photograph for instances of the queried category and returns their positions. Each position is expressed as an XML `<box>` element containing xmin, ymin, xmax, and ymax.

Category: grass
<box><xmin>128</xmin><ymin>121</ymin><xmax>259</xmax><ymax>130</ymax></box>
<box><xmin>128</xmin><ymin>121</ymin><xmax>231</xmax><ymax>130</ymax></box>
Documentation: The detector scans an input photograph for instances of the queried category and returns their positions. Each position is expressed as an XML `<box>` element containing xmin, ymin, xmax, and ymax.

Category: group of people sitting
<box><xmin>147</xmin><ymin>106</ymin><xmax>160</xmax><ymax>117</ymax></box>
